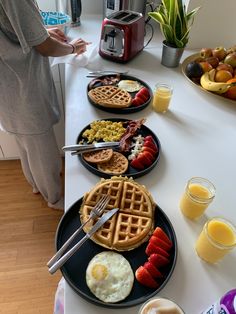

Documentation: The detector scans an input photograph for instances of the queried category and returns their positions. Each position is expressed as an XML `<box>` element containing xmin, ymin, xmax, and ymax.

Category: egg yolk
<box><xmin>91</xmin><ymin>264</ymin><xmax>108</xmax><ymax>281</ymax></box>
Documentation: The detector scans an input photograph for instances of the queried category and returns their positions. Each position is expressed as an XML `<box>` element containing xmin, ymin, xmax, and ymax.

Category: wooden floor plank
<box><xmin>0</xmin><ymin>159</ymin><xmax>64</xmax><ymax>314</ymax></box>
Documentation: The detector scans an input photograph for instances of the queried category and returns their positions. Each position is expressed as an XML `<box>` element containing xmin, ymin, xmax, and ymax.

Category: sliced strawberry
<box><xmin>136</xmin><ymin>87</ymin><xmax>150</xmax><ymax>102</ymax></box>
<box><xmin>143</xmin><ymin>139</ymin><xmax>158</xmax><ymax>153</ymax></box>
<box><xmin>153</xmin><ymin>227</ymin><xmax>172</xmax><ymax>247</ymax></box>
<box><xmin>135</xmin><ymin>266</ymin><xmax>159</xmax><ymax>288</ymax></box>
<box><xmin>130</xmin><ymin>157</ymin><xmax>145</xmax><ymax>170</ymax></box>
<box><xmin>148</xmin><ymin>253</ymin><xmax>170</xmax><ymax>268</ymax></box>
<box><xmin>142</xmin><ymin>146</ymin><xmax>157</xmax><ymax>156</ymax></box>
<box><xmin>136</xmin><ymin>152</ymin><xmax>153</xmax><ymax>167</ymax></box>
<box><xmin>149</xmin><ymin>235</ymin><xmax>172</xmax><ymax>251</ymax></box>
<box><xmin>143</xmin><ymin>262</ymin><xmax>164</xmax><ymax>278</ymax></box>
<box><xmin>136</xmin><ymin>92</ymin><xmax>147</xmax><ymax>103</ymax></box>
<box><xmin>145</xmin><ymin>242</ymin><xmax>170</xmax><ymax>258</ymax></box>
<box><xmin>132</xmin><ymin>97</ymin><xmax>143</xmax><ymax>107</ymax></box>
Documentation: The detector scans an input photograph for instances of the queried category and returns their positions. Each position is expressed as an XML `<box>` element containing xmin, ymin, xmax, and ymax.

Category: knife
<box><xmin>62</xmin><ymin>142</ymin><xmax>120</xmax><ymax>153</ymax></box>
<box><xmin>48</xmin><ymin>207</ymin><xmax>119</xmax><ymax>274</ymax></box>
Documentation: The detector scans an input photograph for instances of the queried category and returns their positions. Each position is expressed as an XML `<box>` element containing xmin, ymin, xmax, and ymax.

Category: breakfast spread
<box><xmin>79</xmin><ymin>119</ymin><xmax>160</xmax><ymax>177</ymax></box>
<box><xmin>183</xmin><ymin>45</ymin><xmax>236</xmax><ymax>100</ymax></box>
<box><xmin>87</xmin><ymin>74</ymin><xmax>152</xmax><ymax>112</ymax></box>
<box><xmin>85</xmin><ymin>251</ymin><xmax>134</xmax><ymax>303</ymax></box>
<box><xmin>80</xmin><ymin>176</ymin><xmax>155</xmax><ymax>251</ymax></box>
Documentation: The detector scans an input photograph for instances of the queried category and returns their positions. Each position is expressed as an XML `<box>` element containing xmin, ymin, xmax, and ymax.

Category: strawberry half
<box><xmin>135</xmin><ymin>266</ymin><xmax>159</xmax><ymax>288</ymax></box>
<box><xmin>143</xmin><ymin>261</ymin><xmax>163</xmax><ymax>278</ymax></box>
<box><xmin>148</xmin><ymin>253</ymin><xmax>170</xmax><ymax>268</ymax></box>
<box><xmin>149</xmin><ymin>235</ymin><xmax>172</xmax><ymax>251</ymax></box>
<box><xmin>153</xmin><ymin>227</ymin><xmax>172</xmax><ymax>247</ymax></box>
<box><xmin>145</xmin><ymin>242</ymin><xmax>170</xmax><ymax>258</ymax></box>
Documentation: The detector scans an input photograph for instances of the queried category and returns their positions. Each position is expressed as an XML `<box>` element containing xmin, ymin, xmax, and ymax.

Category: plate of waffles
<box><xmin>87</xmin><ymin>74</ymin><xmax>153</xmax><ymax>114</ymax></box>
<box><xmin>77</xmin><ymin>118</ymin><xmax>161</xmax><ymax>178</ymax></box>
<box><xmin>55</xmin><ymin>177</ymin><xmax>177</xmax><ymax>308</ymax></box>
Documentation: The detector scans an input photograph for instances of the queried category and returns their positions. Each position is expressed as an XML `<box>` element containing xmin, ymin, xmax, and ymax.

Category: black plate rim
<box><xmin>55</xmin><ymin>197</ymin><xmax>178</xmax><ymax>309</ymax></box>
<box><xmin>87</xmin><ymin>74</ymin><xmax>153</xmax><ymax>114</ymax></box>
<box><xmin>77</xmin><ymin>118</ymin><xmax>161</xmax><ymax>179</ymax></box>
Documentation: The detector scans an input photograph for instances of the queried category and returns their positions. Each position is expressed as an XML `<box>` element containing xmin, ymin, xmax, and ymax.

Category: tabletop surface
<box><xmin>62</xmin><ymin>15</ymin><xmax>236</xmax><ymax>314</ymax></box>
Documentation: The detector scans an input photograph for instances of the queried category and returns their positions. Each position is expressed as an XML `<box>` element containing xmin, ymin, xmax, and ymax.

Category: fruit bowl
<box><xmin>181</xmin><ymin>53</ymin><xmax>236</xmax><ymax>104</ymax></box>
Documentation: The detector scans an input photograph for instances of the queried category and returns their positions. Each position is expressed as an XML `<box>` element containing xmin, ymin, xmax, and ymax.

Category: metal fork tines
<box><xmin>47</xmin><ymin>195</ymin><xmax>110</xmax><ymax>268</ymax></box>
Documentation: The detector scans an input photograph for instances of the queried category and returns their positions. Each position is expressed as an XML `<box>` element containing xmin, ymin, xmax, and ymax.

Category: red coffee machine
<box><xmin>99</xmin><ymin>10</ymin><xmax>145</xmax><ymax>63</ymax></box>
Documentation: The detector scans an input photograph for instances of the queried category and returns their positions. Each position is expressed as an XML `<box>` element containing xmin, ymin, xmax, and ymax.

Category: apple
<box><xmin>215</xmin><ymin>70</ymin><xmax>233</xmax><ymax>82</ymax></box>
<box><xmin>200</xmin><ymin>48</ymin><xmax>212</xmax><ymax>58</ymax></box>
<box><xmin>212</xmin><ymin>46</ymin><xmax>227</xmax><ymax>61</ymax></box>
<box><xmin>199</xmin><ymin>61</ymin><xmax>213</xmax><ymax>73</ymax></box>
<box><xmin>224</xmin><ymin>52</ymin><xmax>236</xmax><ymax>68</ymax></box>
<box><xmin>216</xmin><ymin>63</ymin><xmax>234</xmax><ymax>74</ymax></box>
<box><xmin>205</xmin><ymin>56</ymin><xmax>219</xmax><ymax>68</ymax></box>
<box><xmin>195</xmin><ymin>57</ymin><xmax>205</xmax><ymax>63</ymax></box>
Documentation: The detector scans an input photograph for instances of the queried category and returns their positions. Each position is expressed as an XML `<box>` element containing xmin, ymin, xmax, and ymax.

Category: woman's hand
<box><xmin>48</xmin><ymin>27</ymin><xmax>67</xmax><ymax>43</ymax></box>
<box><xmin>69</xmin><ymin>38</ymin><xmax>92</xmax><ymax>55</ymax></box>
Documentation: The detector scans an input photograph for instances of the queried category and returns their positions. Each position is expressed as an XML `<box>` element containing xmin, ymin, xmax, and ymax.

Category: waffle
<box><xmin>82</xmin><ymin>149</ymin><xmax>113</xmax><ymax>164</ymax></box>
<box><xmin>88</xmin><ymin>86</ymin><xmax>132</xmax><ymax>108</ymax></box>
<box><xmin>80</xmin><ymin>177</ymin><xmax>155</xmax><ymax>251</ymax></box>
<box><xmin>97</xmin><ymin>152</ymin><xmax>128</xmax><ymax>175</ymax></box>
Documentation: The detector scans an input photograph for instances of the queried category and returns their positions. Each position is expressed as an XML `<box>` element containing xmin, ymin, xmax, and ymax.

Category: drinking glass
<box><xmin>152</xmin><ymin>83</ymin><xmax>173</xmax><ymax>113</ymax></box>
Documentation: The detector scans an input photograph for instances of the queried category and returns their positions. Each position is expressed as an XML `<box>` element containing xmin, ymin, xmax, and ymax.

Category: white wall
<box><xmin>36</xmin><ymin>0</ymin><xmax>56</xmax><ymax>11</ymax></box>
<box><xmin>187</xmin><ymin>0</ymin><xmax>236</xmax><ymax>49</ymax></box>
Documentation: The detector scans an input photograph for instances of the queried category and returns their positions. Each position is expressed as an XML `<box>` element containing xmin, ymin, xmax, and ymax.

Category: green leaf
<box><xmin>148</xmin><ymin>0</ymin><xmax>200</xmax><ymax>48</ymax></box>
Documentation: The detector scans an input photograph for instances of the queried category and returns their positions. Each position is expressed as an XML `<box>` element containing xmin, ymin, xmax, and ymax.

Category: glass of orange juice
<box><xmin>179</xmin><ymin>177</ymin><xmax>216</xmax><ymax>219</ymax></box>
<box><xmin>196</xmin><ymin>217</ymin><xmax>236</xmax><ymax>263</ymax></box>
<box><xmin>152</xmin><ymin>83</ymin><xmax>173</xmax><ymax>113</ymax></box>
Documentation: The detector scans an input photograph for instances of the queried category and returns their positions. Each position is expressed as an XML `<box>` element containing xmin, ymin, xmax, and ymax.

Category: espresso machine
<box><xmin>56</xmin><ymin>0</ymin><xmax>82</xmax><ymax>26</ymax></box>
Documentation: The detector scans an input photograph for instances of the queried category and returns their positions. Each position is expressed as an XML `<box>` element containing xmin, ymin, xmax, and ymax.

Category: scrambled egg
<box><xmin>82</xmin><ymin>120</ymin><xmax>126</xmax><ymax>143</ymax></box>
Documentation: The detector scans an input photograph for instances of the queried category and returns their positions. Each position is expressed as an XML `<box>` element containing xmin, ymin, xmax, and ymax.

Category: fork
<box><xmin>47</xmin><ymin>195</ymin><xmax>110</xmax><ymax>268</ymax></box>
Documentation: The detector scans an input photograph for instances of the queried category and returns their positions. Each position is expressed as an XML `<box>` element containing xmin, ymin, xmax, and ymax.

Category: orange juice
<box><xmin>152</xmin><ymin>84</ymin><xmax>173</xmax><ymax>113</ymax></box>
<box><xmin>196</xmin><ymin>217</ymin><xmax>236</xmax><ymax>263</ymax></box>
<box><xmin>179</xmin><ymin>177</ymin><xmax>215</xmax><ymax>219</ymax></box>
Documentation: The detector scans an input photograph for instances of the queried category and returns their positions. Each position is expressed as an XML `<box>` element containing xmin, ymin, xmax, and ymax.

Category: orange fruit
<box><xmin>224</xmin><ymin>78</ymin><xmax>236</xmax><ymax>100</ymax></box>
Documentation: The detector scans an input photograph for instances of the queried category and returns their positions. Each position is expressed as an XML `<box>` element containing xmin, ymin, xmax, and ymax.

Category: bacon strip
<box><xmin>119</xmin><ymin>118</ymin><xmax>146</xmax><ymax>152</ymax></box>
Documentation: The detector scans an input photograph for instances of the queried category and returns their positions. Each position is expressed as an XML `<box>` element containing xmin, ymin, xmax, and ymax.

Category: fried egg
<box><xmin>118</xmin><ymin>80</ymin><xmax>142</xmax><ymax>92</ymax></box>
<box><xmin>86</xmin><ymin>251</ymin><xmax>134</xmax><ymax>303</ymax></box>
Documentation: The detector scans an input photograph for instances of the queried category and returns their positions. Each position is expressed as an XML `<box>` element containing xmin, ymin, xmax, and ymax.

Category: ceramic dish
<box><xmin>87</xmin><ymin>74</ymin><xmax>153</xmax><ymax>114</ymax></box>
<box><xmin>55</xmin><ymin>197</ymin><xmax>177</xmax><ymax>308</ymax></box>
<box><xmin>76</xmin><ymin>118</ymin><xmax>161</xmax><ymax>179</ymax></box>
<box><xmin>182</xmin><ymin>53</ymin><xmax>236</xmax><ymax>104</ymax></box>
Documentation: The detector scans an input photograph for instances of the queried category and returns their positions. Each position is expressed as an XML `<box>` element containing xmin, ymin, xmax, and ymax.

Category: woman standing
<box><xmin>0</xmin><ymin>0</ymin><xmax>90</xmax><ymax>209</ymax></box>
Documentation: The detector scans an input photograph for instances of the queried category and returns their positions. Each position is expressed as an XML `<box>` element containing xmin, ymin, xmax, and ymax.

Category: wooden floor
<box><xmin>0</xmin><ymin>159</ymin><xmax>64</xmax><ymax>314</ymax></box>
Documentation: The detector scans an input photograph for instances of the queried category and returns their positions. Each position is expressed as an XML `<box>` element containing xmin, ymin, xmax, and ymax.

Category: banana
<box><xmin>200</xmin><ymin>69</ymin><xmax>231</xmax><ymax>94</ymax></box>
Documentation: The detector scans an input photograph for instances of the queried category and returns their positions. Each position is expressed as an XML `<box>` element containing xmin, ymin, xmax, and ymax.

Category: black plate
<box><xmin>56</xmin><ymin>198</ymin><xmax>177</xmax><ymax>309</ymax></box>
<box><xmin>87</xmin><ymin>74</ymin><xmax>153</xmax><ymax>114</ymax></box>
<box><xmin>77</xmin><ymin>118</ymin><xmax>161</xmax><ymax>179</ymax></box>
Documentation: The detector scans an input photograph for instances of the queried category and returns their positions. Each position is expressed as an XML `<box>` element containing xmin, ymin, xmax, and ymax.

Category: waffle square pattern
<box><xmin>80</xmin><ymin>177</ymin><xmax>155</xmax><ymax>251</ymax></box>
<box><xmin>88</xmin><ymin>86</ymin><xmax>132</xmax><ymax>108</ymax></box>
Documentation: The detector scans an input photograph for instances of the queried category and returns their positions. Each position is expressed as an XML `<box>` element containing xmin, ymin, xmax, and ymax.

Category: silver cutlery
<box><xmin>86</xmin><ymin>70</ymin><xmax>129</xmax><ymax>77</ymax></box>
<box><xmin>47</xmin><ymin>195</ymin><xmax>110</xmax><ymax>268</ymax></box>
<box><xmin>62</xmin><ymin>142</ymin><xmax>120</xmax><ymax>155</ymax></box>
<box><xmin>48</xmin><ymin>207</ymin><xmax>119</xmax><ymax>274</ymax></box>
<box><xmin>88</xmin><ymin>70</ymin><xmax>129</xmax><ymax>75</ymax></box>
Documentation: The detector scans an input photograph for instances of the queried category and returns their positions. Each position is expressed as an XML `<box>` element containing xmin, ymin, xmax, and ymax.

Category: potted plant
<box><xmin>148</xmin><ymin>0</ymin><xmax>200</xmax><ymax>67</ymax></box>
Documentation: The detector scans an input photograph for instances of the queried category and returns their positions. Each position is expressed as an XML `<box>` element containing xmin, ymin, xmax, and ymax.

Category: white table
<box><xmin>63</xmin><ymin>15</ymin><xmax>236</xmax><ymax>314</ymax></box>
